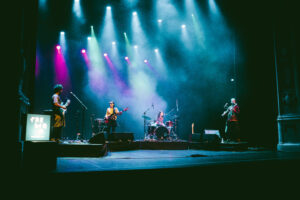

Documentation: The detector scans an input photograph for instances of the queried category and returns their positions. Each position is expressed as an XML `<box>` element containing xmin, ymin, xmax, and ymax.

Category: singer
<box><xmin>221</xmin><ymin>98</ymin><xmax>240</xmax><ymax>143</ymax></box>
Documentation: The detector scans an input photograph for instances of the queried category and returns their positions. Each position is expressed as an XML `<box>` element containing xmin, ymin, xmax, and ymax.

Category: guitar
<box><xmin>60</xmin><ymin>99</ymin><xmax>71</xmax><ymax>116</ymax></box>
<box><xmin>105</xmin><ymin>107</ymin><xmax>129</xmax><ymax>123</ymax></box>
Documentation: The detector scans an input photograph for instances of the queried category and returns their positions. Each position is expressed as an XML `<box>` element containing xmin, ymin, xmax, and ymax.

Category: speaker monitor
<box><xmin>110</xmin><ymin>132</ymin><xmax>134</xmax><ymax>142</ymax></box>
<box><xmin>203</xmin><ymin>129</ymin><xmax>221</xmax><ymax>143</ymax></box>
<box><xmin>89</xmin><ymin>133</ymin><xmax>105</xmax><ymax>144</ymax></box>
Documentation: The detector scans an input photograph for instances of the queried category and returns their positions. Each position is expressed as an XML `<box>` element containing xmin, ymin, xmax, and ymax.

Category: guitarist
<box><xmin>51</xmin><ymin>84</ymin><xmax>70</xmax><ymax>142</ymax></box>
<box><xmin>104</xmin><ymin>101</ymin><xmax>123</xmax><ymax>139</ymax></box>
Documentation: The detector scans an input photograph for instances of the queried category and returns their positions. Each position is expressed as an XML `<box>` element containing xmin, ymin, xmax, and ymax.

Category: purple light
<box><xmin>104</xmin><ymin>53</ymin><xmax>108</xmax><ymax>57</ymax></box>
<box><xmin>125</xmin><ymin>56</ymin><xmax>129</xmax><ymax>60</ymax></box>
<box><xmin>144</xmin><ymin>59</ymin><xmax>148</xmax><ymax>63</ymax></box>
<box><xmin>81</xmin><ymin>49</ymin><xmax>86</xmax><ymax>54</ymax></box>
<box><xmin>56</xmin><ymin>45</ymin><xmax>61</xmax><ymax>50</ymax></box>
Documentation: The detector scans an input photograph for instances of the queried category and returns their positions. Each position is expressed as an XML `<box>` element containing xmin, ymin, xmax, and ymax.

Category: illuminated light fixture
<box><xmin>158</xmin><ymin>19</ymin><xmax>163</xmax><ymax>23</ymax></box>
<box><xmin>154</xmin><ymin>49</ymin><xmax>159</xmax><ymax>53</ymax></box>
<box><xmin>125</xmin><ymin>56</ymin><xmax>129</xmax><ymax>60</ymax></box>
<box><xmin>106</xmin><ymin>6</ymin><xmax>111</xmax><ymax>10</ymax></box>
<box><xmin>133</xmin><ymin>11</ymin><xmax>137</xmax><ymax>16</ymax></box>
<box><xmin>87</xmin><ymin>37</ymin><xmax>91</xmax><ymax>41</ymax></box>
<box><xmin>81</xmin><ymin>49</ymin><xmax>86</xmax><ymax>53</ymax></box>
<box><xmin>56</xmin><ymin>45</ymin><xmax>61</xmax><ymax>50</ymax></box>
<box><xmin>181</xmin><ymin>24</ymin><xmax>186</xmax><ymax>29</ymax></box>
<box><xmin>134</xmin><ymin>45</ymin><xmax>138</xmax><ymax>49</ymax></box>
<box><xmin>104</xmin><ymin>53</ymin><xmax>108</xmax><ymax>57</ymax></box>
<box><xmin>191</xmin><ymin>14</ymin><xmax>194</xmax><ymax>17</ymax></box>
<box><xmin>112</xmin><ymin>41</ymin><xmax>116</xmax><ymax>45</ymax></box>
<box><xmin>60</xmin><ymin>31</ymin><xmax>65</xmax><ymax>35</ymax></box>
<box><xmin>230</xmin><ymin>78</ymin><xmax>235</xmax><ymax>82</ymax></box>
<box><xmin>144</xmin><ymin>59</ymin><xmax>148</xmax><ymax>63</ymax></box>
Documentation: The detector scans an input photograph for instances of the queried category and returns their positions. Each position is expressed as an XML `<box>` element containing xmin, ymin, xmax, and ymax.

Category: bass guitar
<box><xmin>105</xmin><ymin>107</ymin><xmax>128</xmax><ymax>123</ymax></box>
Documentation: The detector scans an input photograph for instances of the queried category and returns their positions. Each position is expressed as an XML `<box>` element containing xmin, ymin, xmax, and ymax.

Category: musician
<box><xmin>51</xmin><ymin>84</ymin><xmax>70</xmax><ymax>142</ymax></box>
<box><xmin>221</xmin><ymin>98</ymin><xmax>240</xmax><ymax>142</ymax></box>
<box><xmin>104</xmin><ymin>101</ymin><xmax>122</xmax><ymax>138</ymax></box>
<box><xmin>155</xmin><ymin>111</ymin><xmax>166</xmax><ymax>127</ymax></box>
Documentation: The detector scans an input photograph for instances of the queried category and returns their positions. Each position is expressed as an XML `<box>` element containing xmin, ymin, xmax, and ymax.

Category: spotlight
<box><xmin>158</xmin><ymin>19</ymin><xmax>163</xmax><ymax>23</ymax></box>
<box><xmin>125</xmin><ymin>56</ymin><xmax>129</xmax><ymax>60</ymax></box>
<box><xmin>60</xmin><ymin>31</ymin><xmax>65</xmax><ymax>35</ymax></box>
<box><xmin>154</xmin><ymin>49</ymin><xmax>159</xmax><ymax>53</ymax></box>
<box><xmin>81</xmin><ymin>49</ymin><xmax>86</xmax><ymax>54</ymax></box>
<box><xmin>230</xmin><ymin>78</ymin><xmax>235</xmax><ymax>82</ymax></box>
<box><xmin>144</xmin><ymin>59</ymin><xmax>148</xmax><ymax>63</ymax></box>
<box><xmin>87</xmin><ymin>37</ymin><xmax>91</xmax><ymax>41</ymax></box>
<box><xmin>104</xmin><ymin>53</ymin><xmax>108</xmax><ymax>57</ymax></box>
<box><xmin>106</xmin><ymin>6</ymin><xmax>111</xmax><ymax>10</ymax></box>
<box><xmin>181</xmin><ymin>24</ymin><xmax>186</xmax><ymax>29</ymax></box>
<box><xmin>133</xmin><ymin>11</ymin><xmax>137</xmax><ymax>16</ymax></box>
<box><xmin>112</xmin><ymin>41</ymin><xmax>116</xmax><ymax>45</ymax></box>
<box><xmin>56</xmin><ymin>45</ymin><xmax>61</xmax><ymax>50</ymax></box>
<box><xmin>134</xmin><ymin>45</ymin><xmax>138</xmax><ymax>49</ymax></box>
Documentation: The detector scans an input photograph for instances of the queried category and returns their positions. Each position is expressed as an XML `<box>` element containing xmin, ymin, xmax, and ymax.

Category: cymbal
<box><xmin>142</xmin><ymin>115</ymin><xmax>151</xmax><ymax>120</ymax></box>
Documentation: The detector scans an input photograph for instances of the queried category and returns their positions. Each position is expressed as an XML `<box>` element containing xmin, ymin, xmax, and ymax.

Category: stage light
<box><xmin>158</xmin><ymin>19</ymin><xmax>163</xmax><ymax>23</ymax></box>
<box><xmin>181</xmin><ymin>24</ymin><xmax>186</xmax><ymax>29</ymax></box>
<box><xmin>230</xmin><ymin>78</ymin><xmax>235</xmax><ymax>82</ymax></box>
<box><xmin>87</xmin><ymin>37</ymin><xmax>91</xmax><ymax>41</ymax></box>
<box><xmin>104</xmin><ymin>53</ymin><xmax>108</xmax><ymax>57</ymax></box>
<box><xmin>112</xmin><ymin>41</ymin><xmax>116</xmax><ymax>45</ymax></box>
<box><xmin>81</xmin><ymin>49</ymin><xmax>86</xmax><ymax>53</ymax></box>
<box><xmin>60</xmin><ymin>31</ymin><xmax>65</xmax><ymax>35</ymax></box>
<box><xmin>134</xmin><ymin>45</ymin><xmax>138</xmax><ymax>49</ymax></box>
<box><xmin>125</xmin><ymin>56</ymin><xmax>129</xmax><ymax>60</ymax></box>
<box><xmin>154</xmin><ymin>49</ymin><xmax>159</xmax><ymax>53</ymax></box>
<box><xmin>133</xmin><ymin>11</ymin><xmax>137</xmax><ymax>16</ymax></box>
<box><xmin>106</xmin><ymin>6</ymin><xmax>111</xmax><ymax>10</ymax></box>
<box><xmin>144</xmin><ymin>59</ymin><xmax>148</xmax><ymax>63</ymax></box>
<box><xmin>56</xmin><ymin>45</ymin><xmax>61</xmax><ymax>50</ymax></box>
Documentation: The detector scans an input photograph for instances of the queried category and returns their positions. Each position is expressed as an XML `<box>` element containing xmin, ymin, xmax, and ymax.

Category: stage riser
<box><xmin>56</xmin><ymin>141</ymin><xmax>249</xmax><ymax>157</ymax></box>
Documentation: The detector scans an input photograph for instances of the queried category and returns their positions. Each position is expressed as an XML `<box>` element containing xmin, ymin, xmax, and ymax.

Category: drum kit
<box><xmin>142</xmin><ymin>115</ymin><xmax>179</xmax><ymax>141</ymax></box>
<box><xmin>92</xmin><ymin>118</ymin><xmax>107</xmax><ymax>133</ymax></box>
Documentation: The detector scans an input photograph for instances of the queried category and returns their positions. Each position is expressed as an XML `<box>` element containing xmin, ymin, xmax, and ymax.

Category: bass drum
<box><xmin>155</xmin><ymin>126</ymin><xmax>169</xmax><ymax>140</ymax></box>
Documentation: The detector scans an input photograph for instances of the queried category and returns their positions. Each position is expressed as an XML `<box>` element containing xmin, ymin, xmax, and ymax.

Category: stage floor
<box><xmin>55</xmin><ymin>149</ymin><xmax>300</xmax><ymax>173</ymax></box>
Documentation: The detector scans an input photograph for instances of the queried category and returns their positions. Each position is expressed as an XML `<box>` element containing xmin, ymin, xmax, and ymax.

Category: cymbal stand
<box><xmin>143</xmin><ymin>107</ymin><xmax>151</xmax><ymax>140</ymax></box>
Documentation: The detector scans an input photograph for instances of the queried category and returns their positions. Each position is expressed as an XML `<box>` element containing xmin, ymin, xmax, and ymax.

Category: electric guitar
<box><xmin>105</xmin><ymin>107</ymin><xmax>129</xmax><ymax>123</ymax></box>
<box><xmin>60</xmin><ymin>99</ymin><xmax>71</xmax><ymax>116</ymax></box>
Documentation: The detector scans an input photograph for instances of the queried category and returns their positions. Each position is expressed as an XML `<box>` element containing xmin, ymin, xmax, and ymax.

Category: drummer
<box><xmin>155</xmin><ymin>111</ymin><xmax>166</xmax><ymax>127</ymax></box>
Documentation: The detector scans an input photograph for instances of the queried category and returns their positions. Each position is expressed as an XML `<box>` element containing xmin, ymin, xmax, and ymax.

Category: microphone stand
<box><xmin>143</xmin><ymin>107</ymin><xmax>151</xmax><ymax>140</ymax></box>
<box><xmin>70</xmin><ymin>92</ymin><xmax>88</xmax><ymax>140</ymax></box>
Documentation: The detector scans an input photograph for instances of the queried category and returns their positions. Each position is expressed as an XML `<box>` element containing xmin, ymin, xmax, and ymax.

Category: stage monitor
<box><xmin>25</xmin><ymin>114</ymin><xmax>51</xmax><ymax>141</ymax></box>
<box><xmin>204</xmin><ymin>129</ymin><xmax>220</xmax><ymax>137</ymax></box>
